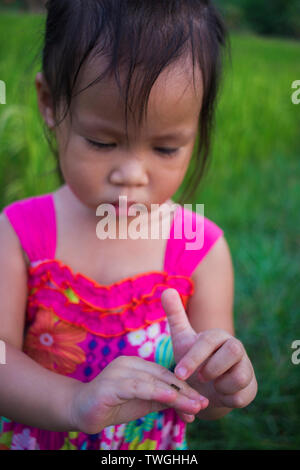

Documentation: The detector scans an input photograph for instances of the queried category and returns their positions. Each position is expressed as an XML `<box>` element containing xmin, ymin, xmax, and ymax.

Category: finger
<box><xmin>176</xmin><ymin>412</ymin><xmax>196</xmax><ymax>423</ymax></box>
<box><xmin>214</xmin><ymin>356</ymin><xmax>254</xmax><ymax>395</ymax></box>
<box><xmin>161</xmin><ymin>288</ymin><xmax>195</xmax><ymax>344</ymax></box>
<box><xmin>177</xmin><ymin>396</ymin><xmax>210</xmax><ymax>423</ymax></box>
<box><xmin>216</xmin><ymin>375</ymin><xmax>258</xmax><ymax>409</ymax></box>
<box><xmin>198</xmin><ymin>337</ymin><xmax>244</xmax><ymax>382</ymax></box>
<box><xmin>118</xmin><ymin>355</ymin><xmax>207</xmax><ymax>402</ymax></box>
<box><xmin>146</xmin><ymin>401</ymin><xmax>198</xmax><ymax>418</ymax></box>
<box><xmin>174</xmin><ymin>329</ymin><xmax>231</xmax><ymax>380</ymax></box>
<box><xmin>128</xmin><ymin>364</ymin><xmax>209</xmax><ymax>408</ymax></box>
<box><xmin>118</xmin><ymin>375</ymin><xmax>206</xmax><ymax>415</ymax></box>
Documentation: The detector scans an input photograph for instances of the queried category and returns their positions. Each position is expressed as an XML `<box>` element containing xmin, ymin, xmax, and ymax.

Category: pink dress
<box><xmin>0</xmin><ymin>193</ymin><xmax>224</xmax><ymax>450</ymax></box>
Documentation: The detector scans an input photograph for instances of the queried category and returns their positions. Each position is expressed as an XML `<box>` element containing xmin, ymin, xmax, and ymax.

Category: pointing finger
<box><xmin>161</xmin><ymin>288</ymin><xmax>194</xmax><ymax>343</ymax></box>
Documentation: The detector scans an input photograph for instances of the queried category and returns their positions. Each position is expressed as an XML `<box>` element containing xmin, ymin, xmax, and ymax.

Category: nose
<box><xmin>109</xmin><ymin>157</ymin><xmax>148</xmax><ymax>187</ymax></box>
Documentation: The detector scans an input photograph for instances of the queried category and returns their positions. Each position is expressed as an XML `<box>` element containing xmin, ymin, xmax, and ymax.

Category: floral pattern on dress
<box><xmin>23</xmin><ymin>308</ymin><xmax>87</xmax><ymax>374</ymax></box>
<box><xmin>1</xmin><ymin>258</ymin><xmax>194</xmax><ymax>450</ymax></box>
<box><xmin>11</xmin><ymin>429</ymin><xmax>40</xmax><ymax>450</ymax></box>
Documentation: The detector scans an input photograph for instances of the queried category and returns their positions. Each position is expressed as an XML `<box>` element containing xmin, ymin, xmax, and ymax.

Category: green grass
<box><xmin>0</xmin><ymin>13</ymin><xmax>300</xmax><ymax>450</ymax></box>
<box><xmin>187</xmin><ymin>32</ymin><xmax>300</xmax><ymax>450</ymax></box>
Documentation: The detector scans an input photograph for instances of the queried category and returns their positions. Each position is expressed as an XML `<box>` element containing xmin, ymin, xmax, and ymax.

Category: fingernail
<box><xmin>186</xmin><ymin>415</ymin><xmax>195</xmax><ymax>422</ymax></box>
<box><xmin>175</xmin><ymin>366</ymin><xmax>187</xmax><ymax>379</ymax></box>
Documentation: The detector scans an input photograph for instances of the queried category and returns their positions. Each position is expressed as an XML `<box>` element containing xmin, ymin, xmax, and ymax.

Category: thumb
<box><xmin>161</xmin><ymin>288</ymin><xmax>195</xmax><ymax>343</ymax></box>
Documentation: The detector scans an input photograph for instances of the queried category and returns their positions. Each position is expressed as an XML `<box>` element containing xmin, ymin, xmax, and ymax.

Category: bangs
<box><xmin>44</xmin><ymin>0</ymin><xmax>225</xmax><ymax>125</ymax></box>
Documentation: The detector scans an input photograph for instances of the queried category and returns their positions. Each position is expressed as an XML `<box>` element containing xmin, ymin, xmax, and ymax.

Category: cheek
<box><xmin>59</xmin><ymin>143</ymin><xmax>104</xmax><ymax>200</ymax></box>
<box><xmin>168</xmin><ymin>151</ymin><xmax>192</xmax><ymax>184</ymax></box>
<box><xmin>59</xmin><ymin>138</ymin><xmax>92</xmax><ymax>177</ymax></box>
<box><xmin>153</xmin><ymin>158</ymin><xmax>190</xmax><ymax>199</ymax></box>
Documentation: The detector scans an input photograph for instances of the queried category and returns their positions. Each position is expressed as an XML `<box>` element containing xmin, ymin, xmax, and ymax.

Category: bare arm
<box><xmin>0</xmin><ymin>212</ymin><xmax>78</xmax><ymax>432</ymax></box>
<box><xmin>0</xmin><ymin>341</ymin><xmax>80</xmax><ymax>431</ymax></box>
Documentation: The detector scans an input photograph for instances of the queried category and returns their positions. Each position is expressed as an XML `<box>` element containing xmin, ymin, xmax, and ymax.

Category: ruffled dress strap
<box><xmin>164</xmin><ymin>205</ymin><xmax>224</xmax><ymax>277</ymax></box>
<box><xmin>2</xmin><ymin>193</ymin><xmax>56</xmax><ymax>263</ymax></box>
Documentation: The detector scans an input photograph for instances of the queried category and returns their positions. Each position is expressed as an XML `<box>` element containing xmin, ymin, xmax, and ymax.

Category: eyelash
<box><xmin>87</xmin><ymin>140</ymin><xmax>115</xmax><ymax>149</ymax></box>
<box><xmin>86</xmin><ymin>139</ymin><xmax>178</xmax><ymax>156</ymax></box>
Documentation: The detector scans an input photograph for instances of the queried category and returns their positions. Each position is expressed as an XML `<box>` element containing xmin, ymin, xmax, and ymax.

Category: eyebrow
<box><xmin>82</xmin><ymin>121</ymin><xmax>194</xmax><ymax>141</ymax></box>
<box><xmin>152</xmin><ymin>130</ymin><xmax>194</xmax><ymax>141</ymax></box>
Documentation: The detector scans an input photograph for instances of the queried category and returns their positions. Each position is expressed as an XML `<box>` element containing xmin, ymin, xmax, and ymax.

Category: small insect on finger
<box><xmin>170</xmin><ymin>383</ymin><xmax>181</xmax><ymax>391</ymax></box>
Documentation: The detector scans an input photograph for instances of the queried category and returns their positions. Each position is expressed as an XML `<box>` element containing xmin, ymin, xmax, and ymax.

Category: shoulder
<box><xmin>1</xmin><ymin>193</ymin><xmax>54</xmax><ymax>266</ymax></box>
<box><xmin>169</xmin><ymin>203</ymin><xmax>225</xmax><ymax>276</ymax></box>
<box><xmin>191</xmin><ymin>233</ymin><xmax>233</xmax><ymax>280</ymax></box>
<box><xmin>0</xmin><ymin>211</ymin><xmax>29</xmax><ymax>349</ymax></box>
<box><xmin>187</xmin><ymin>232</ymin><xmax>235</xmax><ymax>335</ymax></box>
<box><xmin>182</xmin><ymin>204</ymin><xmax>224</xmax><ymax>236</ymax></box>
<box><xmin>0</xmin><ymin>208</ymin><xmax>31</xmax><ymax>267</ymax></box>
<box><xmin>0</xmin><ymin>205</ymin><xmax>23</xmax><ymax>249</ymax></box>
<box><xmin>0</xmin><ymin>210</ymin><xmax>28</xmax><ymax>281</ymax></box>
<box><xmin>1</xmin><ymin>194</ymin><xmax>52</xmax><ymax>228</ymax></box>
<box><xmin>175</xmin><ymin>203</ymin><xmax>224</xmax><ymax>248</ymax></box>
<box><xmin>174</xmin><ymin>203</ymin><xmax>231</xmax><ymax>286</ymax></box>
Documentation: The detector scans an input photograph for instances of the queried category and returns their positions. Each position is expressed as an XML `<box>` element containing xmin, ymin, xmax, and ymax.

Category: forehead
<box><xmin>71</xmin><ymin>54</ymin><xmax>203</xmax><ymax>133</ymax></box>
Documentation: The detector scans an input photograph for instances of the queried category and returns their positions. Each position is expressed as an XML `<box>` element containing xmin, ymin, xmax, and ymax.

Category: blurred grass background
<box><xmin>0</xmin><ymin>11</ymin><xmax>299</xmax><ymax>450</ymax></box>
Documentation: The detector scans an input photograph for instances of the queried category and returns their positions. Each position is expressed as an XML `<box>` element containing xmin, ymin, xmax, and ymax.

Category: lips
<box><xmin>111</xmin><ymin>199</ymin><xmax>140</xmax><ymax>207</ymax></box>
<box><xmin>108</xmin><ymin>199</ymin><xmax>146</xmax><ymax>216</ymax></box>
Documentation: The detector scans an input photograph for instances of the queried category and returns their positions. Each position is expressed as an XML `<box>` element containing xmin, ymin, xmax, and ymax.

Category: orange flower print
<box><xmin>0</xmin><ymin>444</ymin><xmax>9</xmax><ymax>450</ymax></box>
<box><xmin>23</xmin><ymin>308</ymin><xmax>87</xmax><ymax>375</ymax></box>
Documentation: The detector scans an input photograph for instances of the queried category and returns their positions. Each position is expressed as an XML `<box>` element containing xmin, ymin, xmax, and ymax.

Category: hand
<box><xmin>69</xmin><ymin>355</ymin><xmax>209</xmax><ymax>434</ymax></box>
<box><xmin>161</xmin><ymin>288</ymin><xmax>257</xmax><ymax>410</ymax></box>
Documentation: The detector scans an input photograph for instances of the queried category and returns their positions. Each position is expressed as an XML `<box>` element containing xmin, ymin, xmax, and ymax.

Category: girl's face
<box><xmin>36</xmin><ymin>55</ymin><xmax>203</xmax><ymax>216</ymax></box>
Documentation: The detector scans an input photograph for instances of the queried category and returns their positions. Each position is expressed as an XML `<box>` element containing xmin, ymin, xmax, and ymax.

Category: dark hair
<box><xmin>42</xmin><ymin>0</ymin><xmax>229</xmax><ymax>204</ymax></box>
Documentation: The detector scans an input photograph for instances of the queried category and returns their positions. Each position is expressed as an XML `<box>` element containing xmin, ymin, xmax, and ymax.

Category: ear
<box><xmin>35</xmin><ymin>72</ymin><xmax>56</xmax><ymax>129</ymax></box>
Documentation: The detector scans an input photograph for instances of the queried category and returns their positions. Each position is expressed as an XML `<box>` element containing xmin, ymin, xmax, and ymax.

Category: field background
<box><xmin>0</xmin><ymin>11</ymin><xmax>299</xmax><ymax>449</ymax></box>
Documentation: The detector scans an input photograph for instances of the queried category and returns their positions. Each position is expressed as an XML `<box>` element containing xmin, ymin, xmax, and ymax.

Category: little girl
<box><xmin>0</xmin><ymin>0</ymin><xmax>257</xmax><ymax>450</ymax></box>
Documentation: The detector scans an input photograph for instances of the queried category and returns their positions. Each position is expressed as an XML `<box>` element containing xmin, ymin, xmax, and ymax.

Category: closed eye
<box><xmin>86</xmin><ymin>139</ymin><xmax>178</xmax><ymax>156</ymax></box>
<box><xmin>155</xmin><ymin>147</ymin><xmax>178</xmax><ymax>156</ymax></box>
<box><xmin>86</xmin><ymin>139</ymin><xmax>115</xmax><ymax>149</ymax></box>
